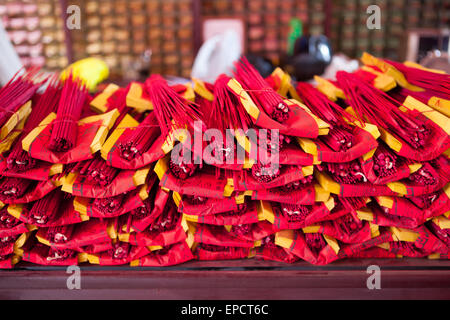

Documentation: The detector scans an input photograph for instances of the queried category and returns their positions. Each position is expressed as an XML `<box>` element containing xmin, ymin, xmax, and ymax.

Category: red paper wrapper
<box><xmin>0</xmin><ymin>207</ymin><xmax>29</xmax><ymax>237</ymax></box>
<box><xmin>323</xmin><ymin>214</ymin><xmax>373</xmax><ymax>244</ymax></box>
<box><xmin>233</xmin><ymin>165</ymin><xmax>310</xmax><ymax>192</ymax></box>
<box><xmin>24</xmin><ymin>118</ymin><xmax>103</xmax><ymax>164</ymax></box>
<box><xmin>159</xmin><ymin>165</ymin><xmax>229</xmax><ymax>200</ymax></box>
<box><xmin>9</xmin><ymin>195</ymin><xmax>87</xmax><ymax>227</ymax></box>
<box><xmin>345</xmin><ymin>246</ymin><xmax>397</xmax><ymax>259</ymax></box>
<box><xmin>119</xmin><ymin>205</ymin><xmax>186</xmax><ymax>247</ymax></box>
<box><xmin>361</xmin><ymin>143</ymin><xmax>417</xmax><ymax>185</ymax></box>
<box><xmin>121</xmin><ymin>187</ymin><xmax>171</xmax><ymax>233</ymax></box>
<box><xmin>20</xmin><ymin>237</ymin><xmax>79</xmax><ymax>266</ymax></box>
<box><xmin>194</xmin><ymin>224</ymin><xmax>255</xmax><ymax>248</ymax></box>
<box><xmin>255</xmin><ymin>236</ymin><xmax>299</xmax><ymax>263</ymax></box>
<box><xmin>230</xmin><ymin>220</ymin><xmax>280</xmax><ymax>243</ymax></box>
<box><xmin>76</xmin><ymin>242</ymin><xmax>114</xmax><ymax>254</ymax></box>
<box><xmin>177</xmin><ymin>195</ymin><xmax>245</xmax><ymax>216</ymax></box>
<box><xmin>131</xmin><ymin>241</ymin><xmax>194</xmax><ymax>267</ymax></box>
<box><xmin>370</xmin><ymin>202</ymin><xmax>421</xmax><ymax>229</ymax></box>
<box><xmin>187</xmin><ymin>201</ymin><xmax>259</xmax><ymax>226</ymax></box>
<box><xmin>269</xmin><ymin>201</ymin><xmax>333</xmax><ymax>230</ymax></box>
<box><xmin>195</xmin><ymin>243</ymin><xmax>253</xmax><ymax>261</ymax></box>
<box><xmin>386</xmin><ymin>225</ymin><xmax>449</xmax><ymax>257</ymax></box>
<box><xmin>36</xmin><ymin>218</ymin><xmax>117</xmax><ymax>250</ymax></box>
<box><xmin>203</xmin><ymin>139</ymin><xmax>314</xmax><ymax>171</ymax></box>
<box><xmin>428</xmin><ymin>221</ymin><xmax>450</xmax><ymax>248</ymax></box>
<box><xmin>250</xmin><ymin>182</ymin><xmax>316</xmax><ymax>205</ymax></box>
<box><xmin>322</xmin><ymin>197</ymin><xmax>368</xmax><ymax>222</ymax></box>
<box><xmin>304</xmin><ymin>126</ymin><xmax>378</xmax><ymax>163</ymax></box>
<box><xmin>278</xmin><ymin>229</ymin><xmax>394</xmax><ymax>265</ymax></box>
<box><xmin>315</xmin><ymin>169</ymin><xmax>398</xmax><ymax>197</ymax></box>
<box><xmin>374</xmin><ymin>192</ymin><xmax>449</xmax><ymax>227</ymax></box>
<box><xmin>75</xmin><ymin>191</ymin><xmax>141</xmax><ymax>218</ymax></box>
<box><xmin>63</xmin><ymin>165</ymin><xmax>150</xmax><ymax>198</ymax></box>
<box><xmin>385</xmin><ymin>157</ymin><xmax>450</xmax><ymax>197</ymax></box>
<box><xmin>87</xmin><ymin>242</ymin><xmax>150</xmax><ymax>265</ymax></box>
<box><xmin>0</xmin><ymin>254</ymin><xmax>19</xmax><ymax>269</ymax></box>
<box><xmin>0</xmin><ymin>177</ymin><xmax>57</xmax><ymax>204</ymax></box>
<box><xmin>0</xmin><ymin>156</ymin><xmax>61</xmax><ymax>181</ymax></box>
<box><xmin>386</xmin><ymin>109</ymin><xmax>450</xmax><ymax>162</ymax></box>
<box><xmin>0</xmin><ymin>234</ymin><xmax>20</xmax><ymax>257</ymax></box>
<box><xmin>104</xmin><ymin>117</ymin><xmax>169</xmax><ymax>169</ymax></box>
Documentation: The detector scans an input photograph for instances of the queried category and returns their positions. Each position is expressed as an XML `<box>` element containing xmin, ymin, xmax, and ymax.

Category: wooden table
<box><xmin>1</xmin><ymin>259</ymin><xmax>449</xmax><ymax>300</ymax></box>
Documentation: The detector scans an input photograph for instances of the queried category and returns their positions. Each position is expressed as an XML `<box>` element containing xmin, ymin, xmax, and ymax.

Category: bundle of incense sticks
<box><xmin>251</xmin><ymin>162</ymin><xmax>281</xmax><ymax>183</ymax></box>
<box><xmin>48</xmin><ymin>75</ymin><xmax>88</xmax><ymax>152</ymax></box>
<box><xmin>280</xmin><ymin>176</ymin><xmax>313</xmax><ymax>192</ymax></box>
<box><xmin>322</xmin><ymin>161</ymin><xmax>367</xmax><ymax>184</ymax></box>
<box><xmin>118</xmin><ymin>112</ymin><xmax>160</xmax><ymax>161</ymax></box>
<box><xmin>334</xmin><ymin>213</ymin><xmax>364</xmax><ymax>235</ymax></box>
<box><xmin>45</xmin><ymin>225</ymin><xmax>74</xmax><ymax>244</ymax></box>
<box><xmin>0</xmin><ymin>208</ymin><xmax>20</xmax><ymax>229</ymax></box>
<box><xmin>0</xmin><ymin>68</ymin><xmax>42</xmax><ymax>128</ymax></box>
<box><xmin>145</xmin><ymin>74</ymin><xmax>201</xmax><ymax>137</ymax></box>
<box><xmin>76</xmin><ymin>157</ymin><xmax>119</xmax><ymax>186</ymax></box>
<box><xmin>146</xmin><ymin>206</ymin><xmax>177</xmax><ymax>233</ymax></box>
<box><xmin>372</xmin><ymin>144</ymin><xmax>401</xmax><ymax>178</ymax></box>
<box><xmin>0</xmin><ymin>177</ymin><xmax>33</xmax><ymax>200</ymax></box>
<box><xmin>384</xmin><ymin>59</ymin><xmax>450</xmax><ymax>99</ymax></box>
<box><xmin>168</xmin><ymin>144</ymin><xmax>198</xmax><ymax>180</ymax></box>
<box><xmin>279</xmin><ymin>203</ymin><xmax>311</xmax><ymax>223</ymax></box>
<box><xmin>305</xmin><ymin>233</ymin><xmax>327</xmax><ymax>255</ymax></box>
<box><xmin>337</xmin><ymin>71</ymin><xmax>429</xmax><ymax>150</ymax></box>
<box><xmin>129</xmin><ymin>198</ymin><xmax>153</xmax><ymax>219</ymax></box>
<box><xmin>296</xmin><ymin>82</ymin><xmax>355</xmax><ymax>152</ymax></box>
<box><xmin>28</xmin><ymin>189</ymin><xmax>63</xmax><ymax>225</ymax></box>
<box><xmin>93</xmin><ymin>193</ymin><xmax>125</xmax><ymax>215</ymax></box>
<box><xmin>7</xmin><ymin>76</ymin><xmax>61</xmax><ymax>171</ymax></box>
<box><xmin>234</xmin><ymin>57</ymin><xmax>290</xmax><ymax>122</ymax></box>
<box><xmin>107</xmin><ymin>242</ymin><xmax>130</xmax><ymax>260</ymax></box>
<box><xmin>211</xmin><ymin>74</ymin><xmax>252</xmax><ymax>133</ymax></box>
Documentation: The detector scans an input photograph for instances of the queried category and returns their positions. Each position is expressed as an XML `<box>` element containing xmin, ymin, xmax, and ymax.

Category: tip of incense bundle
<box><xmin>233</xmin><ymin>57</ymin><xmax>290</xmax><ymax>122</ymax></box>
<box><xmin>145</xmin><ymin>74</ymin><xmax>201</xmax><ymax>137</ymax></box>
<box><xmin>211</xmin><ymin>74</ymin><xmax>252</xmax><ymax>132</ymax></box>
<box><xmin>336</xmin><ymin>71</ymin><xmax>430</xmax><ymax>150</ymax></box>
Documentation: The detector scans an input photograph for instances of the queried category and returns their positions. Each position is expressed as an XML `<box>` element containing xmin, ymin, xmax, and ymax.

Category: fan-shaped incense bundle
<box><xmin>233</xmin><ymin>57</ymin><xmax>290</xmax><ymax>122</ymax></box>
<box><xmin>0</xmin><ymin>68</ymin><xmax>42</xmax><ymax>128</ymax></box>
<box><xmin>385</xmin><ymin>59</ymin><xmax>450</xmax><ymax>99</ymax></box>
<box><xmin>7</xmin><ymin>76</ymin><xmax>61</xmax><ymax>171</ymax></box>
<box><xmin>337</xmin><ymin>71</ymin><xmax>429</xmax><ymax>150</ymax></box>
<box><xmin>297</xmin><ymin>82</ymin><xmax>356</xmax><ymax>152</ymax></box>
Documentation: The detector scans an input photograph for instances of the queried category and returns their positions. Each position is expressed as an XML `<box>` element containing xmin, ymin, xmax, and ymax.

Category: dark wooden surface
<box><xmin>1</xmin><ymin>259</ymin><xmax>450</xmax><ymax>300</ymax></box>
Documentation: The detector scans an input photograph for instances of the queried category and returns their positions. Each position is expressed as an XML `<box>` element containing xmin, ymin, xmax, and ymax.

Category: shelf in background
<box><xmin>1</xmin><ymin>259</ymin><xmax>449</xmax><ymax>299</ymax></box>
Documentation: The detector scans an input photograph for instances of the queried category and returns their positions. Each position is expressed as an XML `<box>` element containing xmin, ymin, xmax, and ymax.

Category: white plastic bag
<box><xmin>191</xmin><ymin>30</ymin><xmax>242</xmax><ymax>83</ymax></box>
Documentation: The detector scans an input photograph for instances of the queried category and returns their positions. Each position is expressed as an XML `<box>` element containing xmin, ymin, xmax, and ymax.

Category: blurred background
<box><xmin>0</xmin><ymin>0</ymin><xmax>449</xmax><ymax>84</ymax></box>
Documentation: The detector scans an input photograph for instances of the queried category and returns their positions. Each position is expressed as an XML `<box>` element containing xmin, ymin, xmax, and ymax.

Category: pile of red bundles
<box><xmin>0</xmin><ymin>52</ymin><xmax>449</xmax><ymax>268</ymax></box>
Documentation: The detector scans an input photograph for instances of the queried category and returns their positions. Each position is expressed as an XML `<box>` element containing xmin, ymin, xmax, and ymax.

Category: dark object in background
<box><xmin>283</xmin><ymin>35</ymin><xmax>333</xmax><ymax>81</ymax></box>
<box><xmin>244</xmin><ymin>54</ymin><xmax>275</xmax><ymax>79</ymax></box>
